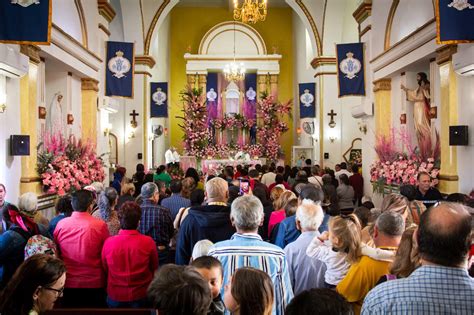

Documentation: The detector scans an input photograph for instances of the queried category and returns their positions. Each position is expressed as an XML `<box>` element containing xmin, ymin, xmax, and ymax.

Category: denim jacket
<box><xmin>0</xmin><ymin>223</ymin><xmax>50</xmax><ymax>287</ymax></box>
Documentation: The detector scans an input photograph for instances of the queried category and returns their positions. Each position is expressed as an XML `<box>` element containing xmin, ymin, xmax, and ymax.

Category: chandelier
<box><xmin>224</xmin><ymin>23</ymin><xmax>246</xmax><ymax>82</ymax></box>
<box><xmin>233</xmin><ymin>0</ymin><xmax>267</xmax><ymax>24</ymax></box>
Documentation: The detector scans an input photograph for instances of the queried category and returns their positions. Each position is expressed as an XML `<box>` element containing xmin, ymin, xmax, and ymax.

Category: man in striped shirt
<box><xmin>362</xmin><ymin>203</ymin><xmax>474</xmax><ymax>314</ymax></box>
<box><xmin>208</xmin><ymin>195</ymin><xmax>293</xmax><ymax>315</ymax></box>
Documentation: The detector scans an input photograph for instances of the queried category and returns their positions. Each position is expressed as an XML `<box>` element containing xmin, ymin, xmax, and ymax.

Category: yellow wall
<box><xmin>169</xmin><ymin>7</ymin><xmax>294</xmax><ymax>162</ymax></box>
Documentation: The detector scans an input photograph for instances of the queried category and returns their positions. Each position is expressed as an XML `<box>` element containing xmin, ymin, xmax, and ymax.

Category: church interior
<box><xmin>0</xmin><ymin>0</ymin><xmax>473</xmax><ymax>313</ymax></box>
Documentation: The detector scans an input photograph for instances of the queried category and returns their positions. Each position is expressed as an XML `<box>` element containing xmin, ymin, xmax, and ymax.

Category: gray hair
<box><xmin>141</xmin><ymin>182</ymin><xmax>158</xmax><ymax>199</ymax></box>
<box><xmin>230</xmin><ymin>195</ymin><xmax>264</xmax><ymax>231</ymax></box>
<box><xmin>18</xmin><ymin>192</ymin><xmax>38</xmax><ymax>214</ymax></box>
<box><xmin>376</xmin><ymin>211</ymin><xmax>405</xmax><ymax>236</ymax></box>
<box><xmin>98</xmin><ymin>187</ymin><xmax>118</xmax><ymax>221</ymax></box>
<box><xmin>205</xmin><ymin>177</ymin><xmax>228</xmax><ymax>201</ymax></box>
<box><xmin>191</xmin><ymin>239</ymin><xmax>214</xmax><ymax>260</ymax></box>
<box><xmin>296</xmin><ymin>201</ymin><xmax>324</xmax><ymax>231</ymax></box>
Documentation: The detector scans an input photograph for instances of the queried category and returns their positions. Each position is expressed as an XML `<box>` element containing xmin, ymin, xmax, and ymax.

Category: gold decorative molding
<box><xmin>310</xmin><ymin>56</ymin><xmax>336</xmax><ymax>69</ymax></box>
<box><xmin>98</xmin><ymin>0</ymin><xmax>116</xmax><ymax>23</ymax></box>
<box><xmin>198</xmin><ymin>74</ymin><xmax>207</xmax><ymax>83</ymax></box>
<box><xmin>373</xmin><ymin>78</ymin><xmax>391</xmax><ymax>92</ymax></box>
<box><xmin>321</xmin><ymin>0</ymin><xmax>328</xmax><ymax>47</ymax></box>
<box><xmin>74</xmin><ymin>0</ymin><xmax>88</xmax><ymax>48</ymax></box>
<box><xmin>370</xmin><ymin>19</ymin><xmax>435</xmax><ymax>64</ymax></box>
<box><xmin>135</xmin><ymin>55</ymin><xmax>156</xmax><ymax>68</ymax></box>
<box><xmin>144</xmin><ymin>0</ymin><xmax>171</xmax><ymax>55</ymax></box>
<box><xmin>52</xmin><ymin>24</ymin><xmax>103</xmax><ymax>63</ymax></box>
<box><xmin>187</xmin><ymin>74</ymin><xmax>196</xmax><ymax>84</ymax></box>
<box><xmin>438</xmin><ymin>174</ymin><xmax>459</xmax><ymax>181</ymax></box>
<box><xmin>314</xmin><ymin>71</ymin><xmax>337</xmax><ymax>78</ymax></box>
<box><xmin>139</xmin><ymin>0</ymin><xmax>146</xmax><ymax>46</ymax></box>
<box><xmin>436</xmin><ymin>45</ymin><xmax>457</xmax><ymax>65</ymax></box>
<box><xmin>20</xmin><ymin>45</ymin><xmax>41</xmax><ymax>64</ymax></box>
<box><xmin>20</xmin><ymin>176</ymin><xmax>41</xmax><ymax>183</ymax></box>
<box><xmin>81</xmin><ymin>78</ymin><xmax>99</xmax><ymax>91</ymax></box>
<box><xmin>135</xmin><ymin>70</ymin><xmax>152</xmax><ymax>77</ymax></box>
<box><xmin>360</xmin><ymin>25</ymin><xmax>372</xmax><ymax>38</ymax></box>
<box><xmin>296</xmin><ymin>0</ymin><xmax>322</xmax><ymax>56</ymax></box>
<box><xmin>353</xmin><ymin>0</ymin><xmax>372</xmax><ymax>25</ymax></box>
<box><xmin>270</xmin><ymin>75</ymin><xmax>278</xmax><ymax>84</ymax></box>
<box><xmin>98</xmin><ymin>23</ymin><xmax>111</xmax><ymax>36</ymax></box>
<box><xmin>384</xmin><ymin>0</ymin><xmax>400</xmax><ymax>51</ymax></box>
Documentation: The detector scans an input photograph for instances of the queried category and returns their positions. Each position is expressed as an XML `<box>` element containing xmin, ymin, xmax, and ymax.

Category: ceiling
<box><xmin>177</xmin><ymin>0</ymin><xmax>289</xmax><ymax>8</ymax></box>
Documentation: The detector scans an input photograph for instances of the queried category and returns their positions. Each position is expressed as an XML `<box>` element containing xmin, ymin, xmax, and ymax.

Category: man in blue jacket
<box><xmin>175</xmin><ymin>177</ymin><xmax>234</xmax><ymax>265</ymax></box>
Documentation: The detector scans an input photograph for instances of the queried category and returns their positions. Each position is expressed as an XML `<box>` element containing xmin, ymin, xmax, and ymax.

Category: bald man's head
<box><xmin>418</xmin><ymin>203</ymin><xmax>472</xmax><ymax>267</ymax></box>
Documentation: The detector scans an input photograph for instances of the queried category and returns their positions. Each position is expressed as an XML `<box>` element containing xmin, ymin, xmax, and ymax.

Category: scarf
<box><xmin>8</xmin><ymin>209</ymin><xmax>39</xmax><ymax>234</ymax></box>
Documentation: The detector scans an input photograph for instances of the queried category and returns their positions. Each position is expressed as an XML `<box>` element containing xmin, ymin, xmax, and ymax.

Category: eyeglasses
<box><xmin>43</xmin><ymin>286</ymin><xmax>64</xmax><ymax>297</ymax></box>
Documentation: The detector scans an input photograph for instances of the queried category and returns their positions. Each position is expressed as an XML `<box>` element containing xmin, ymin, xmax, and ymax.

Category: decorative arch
<box><xmin>198</xmin><ymin>21</ymin><xmax>266</xmax><ymax>56</ymax></box>
<box><xmin>384</xmin><ymin>0</ymin><xmax>400</xmax><ymax>51</ymax></box>
<box><xmin>384</xmin><ymin>0</ymin><xmax>435</xmax><ymax>51</ymax></box>
<box><xmin>144</xmin><ymin>0</ymin><xmax>323</xmax><ymax>57</ymax></box>
<box><xmin>74</xmin><ymin>0</ymin><xmax>88</xmax><ymax>48</ymax></box>
<box><xmin>295</xmin><ymin>0</ymin><xmax>322</xmax><ymax>56</ymax></box>
<box><xmin>144</xmin><ymin>0</ymin><xmax>174</xmax><ymax>55</ymax></box>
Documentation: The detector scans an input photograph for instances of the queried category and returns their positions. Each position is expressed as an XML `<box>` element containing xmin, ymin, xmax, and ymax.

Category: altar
<box><xmin>202</xmin><ymin>158</ymin><xmax>266</xmax><ymax>174</ymax></box>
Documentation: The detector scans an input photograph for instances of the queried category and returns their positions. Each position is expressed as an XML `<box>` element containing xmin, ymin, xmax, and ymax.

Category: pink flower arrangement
<box><xmin>370</xmin><ymin>128</ymin><xmax>440</xmax><ymax>193</ymax></box>
<box><xmin>179</xmin><ymin>87</ymin><xmax>291</xmax><ymax>161</ymax></box>
<box><xmin>38</xmin><ymin>133</ymin><xmax>105</xmax><ymax>195</ymax></box>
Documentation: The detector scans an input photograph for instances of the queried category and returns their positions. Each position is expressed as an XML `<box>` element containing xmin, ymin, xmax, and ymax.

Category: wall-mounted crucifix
<box><xmin>328</xmin><ymin>110</ymin><xmax>337</xmax><ymax>128</ymax></box>
<box><xmin>130</xmin><ymin>110</ymin><xmax>139</xmax><ymax>128</ymax></box>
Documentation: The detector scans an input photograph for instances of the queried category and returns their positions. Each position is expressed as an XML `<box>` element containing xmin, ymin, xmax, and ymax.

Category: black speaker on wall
<box><xmin>449</xmin><ymin>126</ymin><xmax>468</xmax><ymax>146</ymax></box>
<box><xmin>10</xmin><ymin>135</ymin><xmax>30</xmax><ymax>156</ymax></box>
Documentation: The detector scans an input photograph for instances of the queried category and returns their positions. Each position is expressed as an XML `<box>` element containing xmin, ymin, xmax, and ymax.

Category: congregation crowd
<box><xmin>0</xmin><ymin>159</ymin><xmax>473</xmax><ymax>315</ymax></box>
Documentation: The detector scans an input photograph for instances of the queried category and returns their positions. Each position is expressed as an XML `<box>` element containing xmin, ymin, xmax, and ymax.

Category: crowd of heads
<box><xmin>0</xmin><ymin>158</ymin><xmax>472</xmax><ymax>315</ymax></box>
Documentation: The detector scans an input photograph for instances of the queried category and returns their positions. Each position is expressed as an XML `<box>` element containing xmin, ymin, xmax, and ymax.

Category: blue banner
<box><xmin>244</xmin><ymin>73</ymin><xmax>257</xmax><ymax>120</ymax></box>
<box><xmin>105</xmin><ymin>41</ymin><xmax>134</xmax><ymax>98</ymax></box>
<box><xmin>0</xmin><ymin>0</ymin><xmax>52</xmax><ymax>44</ymax></box>
<box><xmin>299</xmin><ymin>83</ymin><xmax>316</xmax><ymax>118</ymax></box>
<box><xmin>436</xmin><ymin>0</ymin><xmax>474</xmax><ymax>44</ymax></box>
<box><xmin>336</xmin><ymin>43</ymin><xmax>366</xmax><ymax>97</ymax></box>
<box><xmin>206</xmin><ymin>72</ymin><xmax>218</xmax><ymax>126</ymax></box>
<box><xmin>150</xmin><ymin>82</ymin><xmax>168</xmax><ymax>117</ymax></box>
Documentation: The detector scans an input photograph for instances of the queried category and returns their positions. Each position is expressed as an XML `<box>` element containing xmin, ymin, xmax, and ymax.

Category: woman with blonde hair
<box><xmin>380</xmin><ymin>193</ymin><xmax>411</xmax><ymax>223</ymax></box>
<box><xmin>181</xmin><ymin>177</ymin><xmax>197</xmax><ymax>199</ymax></box>
<box><xmin>269</xmin><ymin>186</ymin><xmax>285</xmax><ymax>208</ymax></box>
<box><xmin>268</xmin><ymin>190</ymin><xmax>297</xmax><ymax>237</ymax></box>
<box><xmin>117</xmin><ymin>183</ymin><xmax>135</xmax><ymax>210</ymax></box>
<box><xmin>362</xmin><ymin>193</ymin><xmax>411</xmax><ymax>246</ymax></box>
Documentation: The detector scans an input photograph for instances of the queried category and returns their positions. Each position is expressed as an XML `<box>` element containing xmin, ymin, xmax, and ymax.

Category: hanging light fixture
<box><xmin>224</xmin><ymin>23</ymin><xmax>245</xmax><ymax>82</ymax></box>
<box><xmin>233</xmin><ymin>0</ymin><xmax>267</xmax><ymax>24</ymax></box>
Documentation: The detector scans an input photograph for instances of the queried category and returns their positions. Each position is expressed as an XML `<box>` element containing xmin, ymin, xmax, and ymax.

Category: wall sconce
<box><xmin>128</xmin><ymin>128</ymin><xmax>136</xmax><ymax>139</ymax></box>
<box><xmin>328</xmin><ymin>110</ymin><xmax>337</xmax><ymax>128</ymax></box>
<box><xmin>103</xmin><ymin>123</ymin><xmax>112</xmax><ymax>136</ymax></box>
<box><xmin>0</xmin><ymin>103</ymin><xmax>5</xmax><ymax>114</ymax></box>
<box><xmin>358</xmin><ymin>122</ymin><xmax>367</xmax><ymax>134</ymax></box>
<box><xmin>328</xmin><ymin>128</ymin><xmax>338</xmax><ymax>143</ymax></box>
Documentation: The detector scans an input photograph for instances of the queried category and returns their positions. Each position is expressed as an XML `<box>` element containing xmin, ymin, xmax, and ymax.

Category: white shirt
<box><xmin>173</xmin><ymin>151</ymin><xmax>180</xmax><ymax>162</ymax></box>
<box><xmin>261</xmin><ymin>172</ymin><xmax>277</xmax><ymax>187</ymax></box>
<box><xmin>308</xmin><ymin>175</ymin><xmax>323</xmax><ymax>188</ymax></box>
<box><xmin>335</xmin><ymin>169</ymin><xmax>352</xmax><ymax>183</ymax></box>
<box><xmin>165</xmin><ymin>149</ymin><xmax>176</xmax><ymax>164</ymax></box>
<box><xmin>306</xmin><ymin>237</ymin><xmax>350</xmax><ymax>286</ymax></box>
